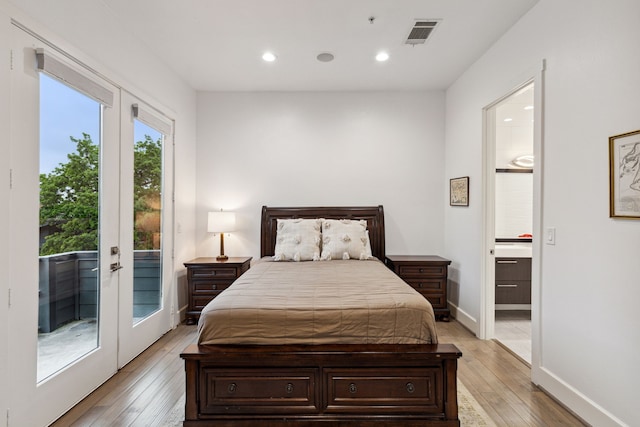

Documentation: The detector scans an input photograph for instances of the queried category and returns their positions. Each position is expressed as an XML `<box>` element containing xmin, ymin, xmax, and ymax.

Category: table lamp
<box><xmin>208</xmin><ymin>210</ymin><xmax>236</xmax><ymax>261</ymax></box>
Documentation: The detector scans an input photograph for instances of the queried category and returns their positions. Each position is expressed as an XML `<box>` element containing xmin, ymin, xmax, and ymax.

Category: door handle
<box><xmin>110</xmin><ymin>262</ymin><xmax>123</xmax><ymax>272</ymax></box>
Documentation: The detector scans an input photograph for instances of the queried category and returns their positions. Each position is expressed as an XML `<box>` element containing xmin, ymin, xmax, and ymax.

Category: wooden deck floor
<box><xmin>51</xmin><ymin>320</ymin><xmax>586</xmax><ymax>426</ymax></box>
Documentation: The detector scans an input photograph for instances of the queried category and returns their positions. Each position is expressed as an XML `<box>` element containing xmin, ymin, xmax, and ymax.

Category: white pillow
<box><xmin>273</xmin><ymin>218</ymin><xmax>322</xmax><ymax>261</ymax></box>
<box><xmin>320</xmin><ymin>219</ymin><xmax>373</xmax><ymax>260</ymax></box>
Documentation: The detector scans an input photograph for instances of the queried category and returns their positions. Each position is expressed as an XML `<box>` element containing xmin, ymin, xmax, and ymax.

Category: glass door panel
<box><xmin>133</xmin><ymin>121</ymin><xmax>164</xmax><ymax>324</ymax></box>
<box><xmin>38</xmin><ymin>74</ymin><xmax>101</xmax><ymax>381</ymax></box>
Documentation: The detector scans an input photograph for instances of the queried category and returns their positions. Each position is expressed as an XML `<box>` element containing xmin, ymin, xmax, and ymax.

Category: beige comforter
<box><xmin>197</xmin><ymin>258</ymin><xmax>438</xmax><ymax>345</ymax></box>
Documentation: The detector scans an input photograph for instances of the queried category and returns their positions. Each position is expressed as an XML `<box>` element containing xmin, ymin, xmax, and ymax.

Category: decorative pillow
<box><xmin>320</xmin><ymin>219</ymin><xmax>373</xmax><ymax>260</ymax></box>
<box><xmin>273</xmin><ymin>218</ymin><xmax>322</xmax><ymax>261</ymax></box>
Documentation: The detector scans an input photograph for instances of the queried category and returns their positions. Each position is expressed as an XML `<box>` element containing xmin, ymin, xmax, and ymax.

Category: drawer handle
<box><xmin>349</xmin><ymin>383</ymin><xmax>357</xmax><ymax>394</ymax></box>
<box><xmin>419</xmin><ymin>268</ymin><xmax>425</xmax><ymax>273</ymax></box>
<box><xmin>497</xmin><ymin>260</ymin><xmax>518</xmax><ymax>264</ymax></box>
<box><xmin>212</xmin><ymin>284</ymin><xmax>217</xmax><ymax>290</ymax></box>
<box><xmin>286</xmin><ymin>383</ymin><xmax>294</xmax><ymax>394</ymax></box>
<box><xmin>406</xmin><ymin>382</ymin><xmax>415</xmax><ymax>393</ymax></box>
<box><xmin>227</xmin><ymin>383</ymin><xmax>237</xmax><ymax>394</ymax></box>
<box><xmin>497</xmin><ymin>284</ymin><xmax>518</xmax><ymax>288</ymax></box>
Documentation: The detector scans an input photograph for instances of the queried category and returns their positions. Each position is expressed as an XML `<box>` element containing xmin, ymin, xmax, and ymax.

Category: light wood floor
<box><xmin>51</xmin><ymin>320</ymin><xmax>586</xmax><ymax>427</ymax></box>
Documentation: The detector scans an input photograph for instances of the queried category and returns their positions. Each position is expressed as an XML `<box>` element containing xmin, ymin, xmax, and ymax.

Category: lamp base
<box><xmin>216</xmin><ymin>233</ymin><xmax>229</xmax><ymax>261</ymax></box>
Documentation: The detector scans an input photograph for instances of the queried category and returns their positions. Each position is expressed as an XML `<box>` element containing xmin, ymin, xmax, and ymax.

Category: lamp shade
<box><xmin>208</xmin><ymin>211</ymin><xmax>236</xmax><ymax>233</ymax></box>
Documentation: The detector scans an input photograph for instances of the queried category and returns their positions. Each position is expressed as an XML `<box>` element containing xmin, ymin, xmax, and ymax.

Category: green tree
<box><xmin>133</xmin><ymin>135</ymin><xmax>163</xmax><ymax>251</ymax></box>
<box><xmin>40</xmin><ymin>133</ymin><xmax>99</xmax><ymax>255</ymax></box>
<box><xmin>39</xmin><ymin>133</ymin><xmax>162</xmax><ymax>255</ymax></box>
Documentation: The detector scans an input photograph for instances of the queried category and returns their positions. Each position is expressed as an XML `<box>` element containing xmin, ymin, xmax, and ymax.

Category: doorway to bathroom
<box><xmin>488</xmin><ymin>82</ymin><xmax>535</xmax><ymax>364</ymax></box>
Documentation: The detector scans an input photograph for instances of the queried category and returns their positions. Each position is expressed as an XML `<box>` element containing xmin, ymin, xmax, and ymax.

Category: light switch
<box><xmin>545</xmin><ymin>227</ymin><xmax>556</xmax><ymax>245</ymax></box>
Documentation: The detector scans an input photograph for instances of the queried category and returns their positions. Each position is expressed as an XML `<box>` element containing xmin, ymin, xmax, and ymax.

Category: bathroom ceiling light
<box><xmin>375</xmin><ymin>52</ymin><xmax>389</xmax><ymax>62</ymax></box>
<box><xmin>262</xmin><ymin>52</ymin><xmax>277</xmax><ymax>62</ymax></box>
<box><xmin>317</xmin><ymin>52</ymin><xmax>335</xmax><ymax>62</ymax></box>
<box><xmin>510</xmin><ymin>155</ymin><xmax>534</xmax><ymax>168</ymax></box>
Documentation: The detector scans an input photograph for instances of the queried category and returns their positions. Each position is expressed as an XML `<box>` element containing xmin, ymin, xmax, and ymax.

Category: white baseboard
<box><xmin>175</xmin><ymin>304</ymin><xmax>188</xmax><ymax>326</ymax></box>
<box><xmin>535</xmin><ymin>366</ymin><xmax>627</xmax><ymax>427</ymax></box>
<box><xmin>447</xmin><ymin>302</ymin><xmax>478</xmax><ymax>336</ymax></box>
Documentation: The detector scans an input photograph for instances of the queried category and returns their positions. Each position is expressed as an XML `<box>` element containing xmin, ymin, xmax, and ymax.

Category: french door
<box><xmin>8</xmin><ymin>24</ymin><xmax>173</xmax><ymax>426</ymax></box>
<box><xmin>117</xmin><ymin>91</ymin><xmax>174</xmax><ymax>368</ymax></box>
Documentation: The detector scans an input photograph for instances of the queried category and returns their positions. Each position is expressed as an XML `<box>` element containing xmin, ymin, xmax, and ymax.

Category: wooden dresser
<box><xmin>385</xmin><ymin>255</ymin><xmax>452</xmax><ymax>321</ymax></box>
<box><xmin>183</xmin><ymin>257</ymin><xmax>251</xmax><ymax>325</ymax></box>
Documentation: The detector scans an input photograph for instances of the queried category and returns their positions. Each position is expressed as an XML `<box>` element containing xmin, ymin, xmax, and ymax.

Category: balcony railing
<box><xmin>38</xmin><ymin>250</ymin><xmax>161</xmax><ymax>333</ymax></box>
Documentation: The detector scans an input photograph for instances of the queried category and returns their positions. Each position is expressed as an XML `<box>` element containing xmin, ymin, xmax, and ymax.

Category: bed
<box><xmin>181</xmin><ymin>206</ymin><xmax>462</xmax><ymax>426</ymax></box>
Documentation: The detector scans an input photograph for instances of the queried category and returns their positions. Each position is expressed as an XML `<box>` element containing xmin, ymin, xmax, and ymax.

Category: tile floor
<box><xmin>494</xmin><ymin>310</ymin><xmax>531</xmax><ymax>364</ymax></box>
<box><xmin>37</xmin><ymin>319</ymin><xmax>98</xmax><ymax>382</ymax></box>
<box><xmin>37</xmin><ymin>314</ymin><xmax>152</xmax><ymax>382</ymax></box>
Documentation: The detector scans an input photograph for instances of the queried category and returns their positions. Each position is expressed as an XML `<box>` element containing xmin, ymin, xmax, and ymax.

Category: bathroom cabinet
<box><xmin>495</xmin><ymin>257</ymin><xmax>531</xmax><ymax>305</ymax></box>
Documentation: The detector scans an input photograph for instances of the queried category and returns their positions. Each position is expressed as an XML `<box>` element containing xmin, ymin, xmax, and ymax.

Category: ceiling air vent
<box><xmin>405</xmin><ymin>20</ymin><xmax>439</xmax><ymax>45</ymax></box>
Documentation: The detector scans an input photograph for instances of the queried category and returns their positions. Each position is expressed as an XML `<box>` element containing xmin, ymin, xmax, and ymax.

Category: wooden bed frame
<box><xmin>181</xmin><ymin>206</ymin><xmax>462</xmax><ymax>426</ymax></box>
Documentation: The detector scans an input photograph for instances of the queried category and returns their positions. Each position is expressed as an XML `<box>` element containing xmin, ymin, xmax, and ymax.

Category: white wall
<box><xmin>495</xmin><ymin>173</ymin><xmax>533</xmax><ymax>238</ymax></box>
<box><xmin>445</xmin><ymin>1</ymin><xmax>640</xmax><ymax>425</ymax></box>
<box><xmin>196</xmin><ymin>91</ymin><xmax>446</xmax><ymax>259</ymax></box>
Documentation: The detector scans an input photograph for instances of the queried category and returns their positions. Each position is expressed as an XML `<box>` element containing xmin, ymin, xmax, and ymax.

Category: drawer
<box><xmin>325</xmin><ymin>368</ymin><xmax>442</xmax><ymax>414</ymax></box>
<box><xmin>192</xmin><ymin>280</ymin><xmax>233</xmax><ymax>293</ymax></box>
<box><xmin>495</xmin><ymin>258</ymin><xmax>531</xmax><ymax>281</ymax></box>
<box><xmin>398</xmin><ymin>265</ymin><xmax>446</xmax><ymax>277</ymax></box>
<box><xmin>419</xmin><ymin>293</ymin><xmax>446</xmax><ymax>309</ymax></box>
<box><xmin>404</xmin><ymin>278</ymin><xmax>444</xmax><ymax>291</ymax></box>
<box><xmin>190</xmin><ymin>267</ymin><xmax>238</xmax><ymax>279</ymax></box>
<box><xmin>495</xmin><ymin>280</ymin><xmax>531</xmax><ymax>304</ymax></box>
<box><xmin>200</xmin><ymin>368</ymin><xmax>319</xmax><ymax>414</ymax></box>
<box><xmin>192</xmin><ymin>294</ymin><xmax>222</xmax><ymax>310</ymax></box>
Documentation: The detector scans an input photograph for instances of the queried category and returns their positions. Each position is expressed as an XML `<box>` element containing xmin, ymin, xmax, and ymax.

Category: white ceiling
<box><xmin>19</xmin><ymin>0</ymin><xmax>540</xmax><ymax>92</ymax></box>
<box><xmin>100</xmin><ymin>0</ymin><xmax>539</xmax><ymax>91</ymax></box>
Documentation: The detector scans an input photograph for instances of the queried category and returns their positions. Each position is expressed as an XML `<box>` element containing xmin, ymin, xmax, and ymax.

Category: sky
<box><xmin>40</xmin><ymin>73</ymin><xmax>160</xmax><ymax>174</ymax></box>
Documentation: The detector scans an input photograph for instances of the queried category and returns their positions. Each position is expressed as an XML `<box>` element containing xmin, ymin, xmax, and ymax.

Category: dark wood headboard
<box><xmin>260</xmin><ymin>206</ymin><xmax>385</xmax><ymax>260</ymax></box>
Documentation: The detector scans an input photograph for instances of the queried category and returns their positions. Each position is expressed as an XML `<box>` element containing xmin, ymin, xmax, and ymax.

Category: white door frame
<box><xmin>480</xmin><ymin>63</ymin><xmax>545</xmax><ymax>376</ymax></box>
<box><xmin>0</xmin><ymin>8</ymin><xmax>12</xmax><ymax>423</ymax></box>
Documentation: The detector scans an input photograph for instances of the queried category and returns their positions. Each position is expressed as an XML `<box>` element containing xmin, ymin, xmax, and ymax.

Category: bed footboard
<box><xmin>181</xmin><ymin>343</ymin><xmax>462</xmax><ymax>426</ymax></box>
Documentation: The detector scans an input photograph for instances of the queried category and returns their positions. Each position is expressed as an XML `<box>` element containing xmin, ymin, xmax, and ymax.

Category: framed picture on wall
<box><xmin>450</xmin><ymin>176</ymin><xmax>469</xmax><ymax>207</ymax></box>
<box><xmin>609</xmin><ymin>129</ymin><xmax>640</xmax><ymax>218</ymax></box>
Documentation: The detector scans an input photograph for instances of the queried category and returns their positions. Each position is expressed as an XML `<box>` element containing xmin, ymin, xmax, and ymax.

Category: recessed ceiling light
<box><xmin>503</xmin><ymin>118</ymin><xmax>513</xmax><ymax>122</ymax></box>
<box><xmin>375</xmin><ymin>52</ymin><xmax>389</xmax><ymax>62</ymax></box>
<box><xmin>524</xmin><ymin>105</ymin><xmax>534</xmax><ymax>110</ymax></box>
<box><xmin>317</xmin><ymin>52</ymin><xmax>335</xmax><ymax>62</ymax></box>
<box><xmin>262</xmin><ymin>52</ymin><xmax>277</xmax><ymax>62</ymax></box>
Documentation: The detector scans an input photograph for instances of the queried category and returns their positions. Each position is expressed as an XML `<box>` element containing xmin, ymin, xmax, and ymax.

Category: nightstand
<box><xmin>385</xmin><ymin>255</ymin><xmax>452</xmax><ymax>321</ymax></box>
<box><xmin>183</xmin><ymin>257</ymin><xmax>252</xmax><ymax>325</ymax></box>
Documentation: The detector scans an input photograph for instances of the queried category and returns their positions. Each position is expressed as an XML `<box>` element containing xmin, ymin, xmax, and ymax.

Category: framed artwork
<box><xmin>450</xmin><ymin>176</ymin><xmax>469</xmax><ymax>207</ymax></box>
<box><xmin>609</xmin><ymin>129</ymin><xmax>640</xmax><ymax>218</ymax></box>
